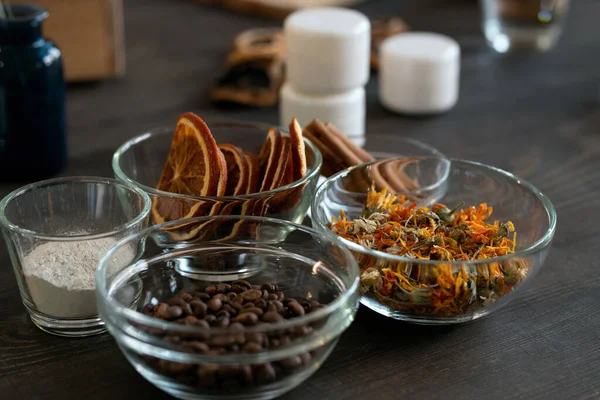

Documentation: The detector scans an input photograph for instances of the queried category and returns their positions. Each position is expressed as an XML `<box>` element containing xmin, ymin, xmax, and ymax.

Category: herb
<box><xmin>329</xmin><ymin>186</ymin><xmax>529</xmax><ymax>317</ymax></box>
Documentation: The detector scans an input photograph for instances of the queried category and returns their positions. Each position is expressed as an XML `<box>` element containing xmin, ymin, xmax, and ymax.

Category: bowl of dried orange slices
<box><xmin>112</xmin><ymin>113</ymin><xmax>322</xmax><ymax>243</ymax></box>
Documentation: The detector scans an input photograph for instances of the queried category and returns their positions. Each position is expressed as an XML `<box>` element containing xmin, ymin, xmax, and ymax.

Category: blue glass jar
<box><xmin>0</xmin><ymin>4</ymin><xmax>67</xmax><ymax>181</ymax></box>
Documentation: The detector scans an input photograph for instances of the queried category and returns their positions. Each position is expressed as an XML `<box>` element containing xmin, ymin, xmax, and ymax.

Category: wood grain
<box><xmin>1</xmin><ymin>0</ymin><xmax>600</xmax><ymax>399</ymax></box>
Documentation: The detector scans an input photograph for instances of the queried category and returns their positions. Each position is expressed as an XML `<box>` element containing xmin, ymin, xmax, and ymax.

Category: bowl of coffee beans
<box><xmin>95</xmin><ymin>215</ymin><xmax>360</xmax><ymax>400</ymax></box>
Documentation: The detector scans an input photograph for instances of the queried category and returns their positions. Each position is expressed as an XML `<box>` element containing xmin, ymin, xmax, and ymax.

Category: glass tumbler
<box><xmin>0</xmin><ymin>176</ymin><xmax>151</xmax><ymax>337</ymax></box>
<box><xmin>480</xmin><ymin>0</ymin><xmax>571</xmax><ymax>53</ymax></box>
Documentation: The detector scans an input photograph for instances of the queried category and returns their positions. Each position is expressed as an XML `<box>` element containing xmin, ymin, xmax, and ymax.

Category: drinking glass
<box><xmin>480</xmin><ymin>0</ymin><xmax>571</xmax><ymax>53</ymax></box>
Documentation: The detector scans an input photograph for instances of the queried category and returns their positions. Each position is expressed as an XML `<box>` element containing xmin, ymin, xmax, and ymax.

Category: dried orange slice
<box><xmin>289</xmin><ymin>118</ymin><xmax>307</xmax><ymax>181</ymax></box>
<box><xmin>219</xmin><ymin>143</ymin><xmax>249</xmax><ymax>196</ymax></box>
<box><xmin>152</xmin><ymin>112</ymin><xmax>227</xmax><ymax>225</ymax></box>
<box><xmin>244</xmin><ymin>152</ymin><xmax>261</xmax><ymax>194</ymax></box>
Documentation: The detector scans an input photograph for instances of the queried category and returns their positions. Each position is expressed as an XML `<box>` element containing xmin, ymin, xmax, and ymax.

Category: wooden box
<box><xmin>7</xmin><ymin>0</ymin><xmax>126</xmax><ymax>82</ymax></box>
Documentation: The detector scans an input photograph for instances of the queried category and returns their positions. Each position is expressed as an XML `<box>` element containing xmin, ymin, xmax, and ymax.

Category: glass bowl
<box><xmin>0</xmin><ymin>176</ymin><xmax>151</xmax><ymax>337</ymax></box>
<box><xmin>96</xmin><ymin>216</ymin><xmax>360</xmax><ymax>400</ymax></box>
<box><xmin>311</xmin><ymin>158</ymin><xmax>556</xmax><ymax>325</ymax></box>
<box><xmin>112</xmin><ymin>121</ymin><xmax>323</xmax><ymax>232</ymax></box>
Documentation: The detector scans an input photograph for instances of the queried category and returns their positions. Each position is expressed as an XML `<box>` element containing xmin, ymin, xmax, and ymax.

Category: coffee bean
<box><xmin>278</xmin><ymin>336</ymin><xmax>291</xmax><ymax>347</ymax></box>
<box><xmin>251</xmin><ymin>285</ymin><xmax>261</xmax><ymax>291</ymax></box>
<box><xmin>209</xmin><ymin>335</ymin><xmax>236</xmax><ymax>347</ymax></box>
<box><xmin>181</xmin><ymin>303</ymin><xmax>193</xmax><ymax>316</ymax></box>
<box><xmin>222</xmin><ymin>304</ymin><xmax>237</xmax><ymax>316</ymax></box>
<box><xmin>231</xmin><ymin>284</ymin><xmax>245</xmax><ymax>294</ymax></box>
<box><xmin>245</xmin><ymin>332</ymin><xmax>263</xmax><ymax>344</ymax></box>
<box><xmin>168</xmin><ymin>296</ymin><xmax>186</xmax><ymax>307</ymax></box>
<box><xmin>242</xmin><ymin>289</ymin><xmax>262</xmax><ymax>302</ymax></box>
<box><xmin>267</xmin><ymin>293</ymin><xmax>278</xmax><ymax>301</ymax></box>
<box><xmin>276</xmin><ymin>292</ymin><xmax>285</xmax><ymax>301</ymax></box>
<box><xmin>165</xmin><ymin>305</ymin><xmax>183</xmax><ymax>320</ymax></box>
<box><xmin>190</xmin><ymin>300</ymin><xmax>207</xmax><ymax>318</ymax></box>
<box><xmin>270</xmin><ymin>338</ymin><xmax>280</xmax><ymax>348</ymax></box>
<box><xmin>243</xmin><ymin>341</ymin><xmax>262</xmax><ymax>353</ymax></box>
<box><xmin>216</xmin><ymin>310</ymin><xmax>230</xmax><ymax>319</ymax></box>
<box><xmin>226</xmin><ymin>292</ymin><xmax>237</xmax><ymax>302</ymax></box>
<box><xmin>268</xmin><ymin>300</ymin><xmax>284</xmax><ymax>312</ymax></box>
<box><xmin>245</xmin><ymin>307</ymin><xmax>264</xmax><ymax>317</ymax></box>
<box><xmin>262</xmin><ymin>290</ymin><xmax>269</xmax><ymax>300</ymax></box>
<box><xmin>309</xmin><ymin>300</ymin><xmax>321</xmax><ymax>309</ymax></box>
<box><xmin>287</xmin><ymin>300</ymin><xmax>305</xmax><ymax>317</ymax></box>
<box><xmin>207</xmin><ymin>298</ymin><xmax>222</xmax><ymax>312</ymax></box>
<box><xmin>228</xmin><ymin>322</ymin><xmax>244</xmax><ymax>332</ymax></box>
<box><xmin>233</xmin><ymin>280</ymin><xmax>252</xmax><ymax>290</ymax></box>
<box><xmin>197</xmin><ymin>365</ymin><xmax>218</xmax><ymax>388</ymax></box>
<box><xmin>184</xmin><ymin>315</ymin><xmax>199</xmax><ymax>325</ymax></box>
<box><xmin>155</xmin><ymin>303</ymin><xmax>169</xmax><ymax>318</ymax></box>
<box><xmin>142</xmin><ymin>303</ymin><xmax>154</xmax><ymax>315</ymax></box>
<box><xmin>255</xmin><ymin>363</ymin><xmax>276</xmax><ymax>384</ymax></box>
<box><xmin>212</xmin><ymin>293</ymin><xmax>228</xmax><ymax>302</ymax></box>
<box><xmin>242</xmin><ymin>302</ymin><xmax>255</xmax><ymax>309</ymax></box>
<box><xmin>215</xmin><ymin>283</ymin><xmax>231</xmax><ymax>293</ymax></box>
<box><xmin>164</xmin><ymin>335</ymin><xmax>181</xmax><ymax>343</ymax></box>
<box><xmin>219</xmin><ymin>364</ymin><xmax>240</xmax><ymax>379</ymax></box>
<box><xmin>204</xmin><ymin>314</ymin><xmax>217</xmax><ymax>324</ymax></box>
<box><xmin>300</xmin><ymin>352</ymin><xmax>312</xmax><ymax>365</ymax></box>
<box><xmin>254</xmin><ymin>299</ymin><xmax>267</xmax><ymax>310</ymax></box>
<box><xmin>181</xmin><ymin>293</ymin><xmax>193</xmax><ymax>302</ymax></box>
<box><xmin>229</xmin><ymin>344</ymin><xmax>240</xmax><ymax>353</ymax></box>
<box><xmin>205</xmin><ymin>285</ymin><xmax>218</xmax><ymax>296</ymax></box>
<box><xmin>195</xmin><ymin>292</ymin><xmax>211</xmax><ymax>302</ymax></box>
<box><xmin>241</xmin><ymin>365</ymin><xmax>253</xmax><ymax>385</ymax></box>
<box><xmin>187</xmin><ymin>341</ymin><xmax>209</xmax><ymax>353</ymax></box>
<box><xmin>262</xmin><ymin>311</ymin><xmax>283</xmax><ymax>323</ymax></box>
<box><xmin>195</xmin><ymin>319</ymin><xmax>210</xmax><ymax>330</ymax></box>
<box><xmin>290</xmin><ymin>325</ymin><xmax>313</xmax><ymax>336</ymax></box>
<box><xmin>280</xmin><ymin>355</ymin><xmax>302</xmax><ymax>370</ymax></box>
<box><xmin>236</xmin><ymin>312</ymin><xmax>259</xmax><ymax>326</ymax></box>
<box><xmin>213</xmin><ymin>316</ymin><xmax>230</xmax><ymax>328</ymax></box>
<box><xmin>261</xmin><ymin>283</ymin><xmax>278</xmax><ymax>292</ymax></box>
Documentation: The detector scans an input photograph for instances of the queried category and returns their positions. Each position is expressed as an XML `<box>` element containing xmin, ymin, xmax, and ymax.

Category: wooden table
<box><xmin>2</xmin><ymin>0</ymin><xmax>599</xmax><ymax>398</ymax></box>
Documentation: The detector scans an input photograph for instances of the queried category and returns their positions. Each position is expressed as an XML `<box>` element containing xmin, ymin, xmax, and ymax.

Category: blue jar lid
<box><xmin>0</xmin><ymin>4</ymin><xmax>48</xmax><ymax>45</ymax></box>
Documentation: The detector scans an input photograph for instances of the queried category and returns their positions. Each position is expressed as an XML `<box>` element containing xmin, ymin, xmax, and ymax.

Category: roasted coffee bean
<box><xmin>195</xmin><ymin>319</ymin><xmax>210</xmax><ymax>330</ymax></box>
<box><xmin>262</xmin><ymin>290</ymin><xmax>269</xmax><ymax>300</ymax></box>
<box><xmin>197</xmin><ymin>365</ymin><xmax>218</xmax><ymax>388</ymax></box>
<box><xmin>280</xmin><ymin>355</ymin><xmax>303</xmax><ymax>370</ymax></box>
<box><xmin>187</xmin><ymin>341</ymin><xmax>209</xmax><ymax>353</ymax></box>
<box><xmin>287</xmin><ymin>300</ymin><xmax>305</xmax><ymax>317</ymax></box>
<box><xmin>254</xmin><ymin>299</ymin><xmax>267</xmax><ymax>309</ymax></box>
<box><xmin>233</xmin><ymin>280</ymin><xmax>252</xmax><ymax>290</ymax></box>
<box><xmin>213</xmin><ymin>316</ymin><xmax>230</xmax><ymax>328</ymax></box>
<box><xmin>215</xmin><ymin>283</ymin><xmax>231</xmax><ymax>293</ymax></box>
<box><xmin>184</xmin><ymin>315</ymin><xmax>199</xmax><ymax>325</ymax></box>
<box><xmin>209</xmin><ymin>335</ymin><xmax>236</xmax><ymax>347</ymax></box>
<box><xmin>204</xmin><ymin>314</ymin><xmax>217</xmax><ymax>324</ymax></box>
<box><xmin>155</xmin><ymin>303</ymin><xmax>169</xmax><ymax>318</ymax></box>
<box><xmin>268</xmin><ymin>300</ymin><xmax>284</xmax><ymax>312</ymax></box>
<box><xmin>228</xmin><ymin>322</ymin><xmax>244</xmax><ymax>332</ymax></box>
<box><xmin>289</xmin><ymin>325</ymin><xmax>313</xmax><ymax>336</ymax></box>
<box><xmin>226</xmin><ymin>292</ymin><xmax>238</xmax><ymax>302</ymax></box>
<box><xmin>181</xmin><ymin>303</ymin><xmax>193</xmax><ymax>316</ymax></box>
<box><xmin>205</xmin><ymin>285</ymin><xmax>218</xmax><ymax>296</ymax></box>
<box><xmin>300</xmin><ymin>352</ymin><xmax>312</xmax><ymax>365</ymax></box>
<box><xmin>278</xmin><ymin>336</ymin><xmax>291</xmax><ymax>347</ymax></box>
<box><xmin>242</xmin><ymin>302</ymin><xmax>255</xmax><ymax>309</ymax></box>
<box><xmin>309</xmin><ymin>300</ymin><xmax>321</xmax><ymax>309</ymax></box>
<box><xmin>244</xmin><ymin>307</ymin><xmax>264</xmax><ymax>317</ymax></box>
<box><xmin>270</xmin><ymin>338</ymin><xmax>280</xmax><ymax>348</ymax></box>
<box><xmin>195</xmin><ymin>292</ymin><xmax>211</xmax><ymax>302</ymax></box>
<box><xmin>236</xmin><ymin>312</ymin><xmax>259</xmax><ymax>326</ymax></box>
<box><xmin>207</xmin><ymin>298</ymin><xmax>222</xmax><ymax>312</ymax></box>
<box><xmin>165</xmin><ymin>305</ymin><xmax>183</xmax><ymax>320</ymax></box>
<box><xmin>219</xmin><ymin>364</ymin><xmax>240</xmax><ymax>379</ymax></box>
<box><xmin>251</xmin><ymin>285</ymin><xmax>261</xmax><ymax>291</ymax></box>
<box><xmin>242</xmin><ymin>341</ymin><xmax>262</xmax><ymax>353</ymax></box>
<box><xmin>181</xmin><ymin>293</ymin><xmax>193</xmax><ymax>302</ymax></box>
<box><xmin>276</xmin><ymin>292</ymin><xmax>285</xmax><ymax>301</ymax></box>
<box><xmin>190</xmin><ymin>300</ymin><xmax>208</xmax><ymax>318</ymax></box>
<box><xmin>231</xmin><ymin>284</ymin><xmax>245</xmax><ymax>293</ymax></box>
<box><xmin>168</xmin><ymin>296</ymin><xmax>187</xmax><ymax>307</ymax></box>
<box><xmin>261</xmin><ymin>283</ymin><xmax>278</xmax><ymax>292</ymax></box>
<box><xmin>242</xmin><ymin>289</ymin><xmax>262</xmax><ymax>302</ymax></box>
<box><xmin>229</xmin><ymin>344</ymin><xmax>240</xmax><ymax>353</ymax></box>
<box><xmin>142</xmin><ymin>303</ymin><xmax>154</xmax><ymax>315</ymax></box>
<box><xmin>245</xmin><ymin>332</ymin><xmax>263</xmax><ymax>344</ymax></box>
<box><xmin>267</xmin><ymin>293</ymin><xmax>278</xmax><ymax>301</ymax></box>
<box><xmin>255</xmin><ymin>363</ymin><xmax>276</xmax><ymax>384</ymax></box>
<box><xmin>241</xmin><ymin>365</ymin><xmax>253</xmax><ymax>385</ymax></box>
<box><xmin>212</xmin><ymin>293</ymin><xmax>228</xmax><ymax>302</ymax></box>
<box><xmin>164</xmin><ymin>335</ymin><xmax>181</xmax><ymax>343</ymax></box>
<box><xmin>216</xmin><ymin>310</ymin><xmax>230</xmax><ymax>319</ymax></box>
<box><xmin>262</xmin><ymin>311</ymin><xmax>283</xmax><ymax>323</ymax></box>
<box><xmin>222</xmin><ymin>304</ymin><xmax>237</xmax><ymax>316</ymax></box>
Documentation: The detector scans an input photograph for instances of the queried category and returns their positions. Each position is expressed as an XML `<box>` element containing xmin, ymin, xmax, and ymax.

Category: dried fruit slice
<box><xmin>289</xmin><ymin>118</ymin><xmax>307</xmax><ymax>181</ymax></box>
<box><xmin>219</xmin><ymin>143</ymin><xmax>249</xmax><ymax>196</ymax></box>
<box><xmin>152</xmin><ymin>112</ymin><xmax>227</xmax><ymax>225</ymax></box>
<box><xmin>244</xmin><ymin>151</ymin><xmax>261</xmax><ymax>194</ymax></box>
<box><xmin>258</xmin><ymin>128</ymin><xmax>287</xmax><ymax>192</ymax></box>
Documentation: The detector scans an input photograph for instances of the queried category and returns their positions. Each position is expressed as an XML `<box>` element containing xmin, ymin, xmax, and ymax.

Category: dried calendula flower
<box><xmin>329</xmin><ymin>185</ymin><xmax>528</xmax><ymax>317</ymax></box>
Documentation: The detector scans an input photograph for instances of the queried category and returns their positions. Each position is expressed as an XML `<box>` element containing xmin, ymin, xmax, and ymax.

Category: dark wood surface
<box><xmin>2</xmin><ymin>0</ymin><xmax>600</xmax><ymax>399</ymax></box>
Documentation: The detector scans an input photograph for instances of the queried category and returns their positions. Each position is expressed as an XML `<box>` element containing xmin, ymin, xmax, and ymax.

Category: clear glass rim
<box><xmin>312</xmin><ymin>157</ymin><xmax>557</xmax><ymax>266</ymax></box>
<box><xmin>0</xmin><ymin>176</ymin><xmax>152</xmax><ymax>240</ymax></box>
<box><xmin>111</xmin><ymin>120</ymin><xmax>324</xmax><ymax>201</ymax></box>
<box><xmin>96</xmin><ymin>215</ymin><xmax>360</xmax><ymax>335</ymax></box>
<box><xmin>0</xmin><ymin>4</ymin><xmax>48</xmax><ymax>23</ymax></box>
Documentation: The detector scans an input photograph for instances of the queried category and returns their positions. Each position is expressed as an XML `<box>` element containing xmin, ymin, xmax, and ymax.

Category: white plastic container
<box><xmin>284</xmin><ymin>7</ymin><xmax>371</xmax><ymax>95</ymax></box>
<box><xmin>379</xmin><ymin>32</ymin><xmax>461</xmax><ymax>115</ymax></box>
<box><xmin>279</xmin><ymin>83</ymin><xmax>365</xmax><ymax>141</ymax></box>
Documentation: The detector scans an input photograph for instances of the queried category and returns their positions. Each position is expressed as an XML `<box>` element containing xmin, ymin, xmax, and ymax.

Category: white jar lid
<box><xmin>379</xmin><ymin>32</ymin><xmax>461</xmax><ymax>115</ymax></box>
<box><xmin>284</xmin><ymin>7</ymin><xmax>371</xmax><ymax>95</ymax></box>
<box><xmin>279</xmin><ymin>82</ymin><xmax>365</xmax><ymax>138</ymax></box>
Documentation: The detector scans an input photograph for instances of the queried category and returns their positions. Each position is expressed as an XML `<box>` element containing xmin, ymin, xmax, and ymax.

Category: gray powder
<box><xmin>23</xmin><ymin>237</ymin><xmax>133</xmax><ymax>318</ymax></box>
